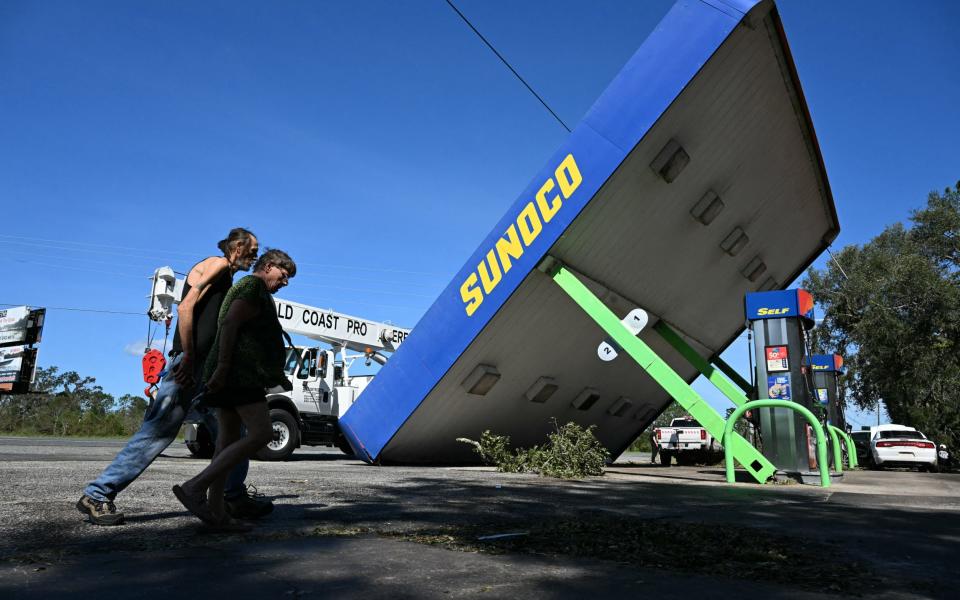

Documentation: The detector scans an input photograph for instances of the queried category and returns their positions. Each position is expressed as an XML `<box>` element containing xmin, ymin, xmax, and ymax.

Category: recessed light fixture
<box><xmin>571</xmin><ymin>388</ymin><xmax>601</xmax><ymax>411</ymax></box>
<box><xmin>758</xmin><ymin>276</ymin><xmax>778</xmax><ymax>292</ymax></box>
<box><xmin>607</xmin><ymin>397</ymin><xmax>633</xmax><ymax>417</ymax></box>
<box><xmin>524</xmin><ymin>377</ymin><xmax>558</xmax><ymax>404</ymax></box>
<box><xmin>690</xmin><ymin>190</ymin><xmax>724</xmax><ymax>225</ymax></box>
<box><xmin>741</xmin><ymin>256</ymin><xmax>766</xmax><ymax>282</ymax></box>
<box><xmin>461</xmin><ymin>364</ymin><xmax>500</xmax><ymax>396</ymax></box>
<box><xmin>650</xmin><ymin>139</ymin><xmax>690</xmax><ymax>183</ymax></box>
<box><xmin>720</xmin><ymin>227</ymin><xmax>749</xmax><ymax>256</ymax></box>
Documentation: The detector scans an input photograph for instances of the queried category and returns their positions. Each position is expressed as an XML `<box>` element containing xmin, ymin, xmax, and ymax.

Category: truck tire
<box><xmin>256</xmin><ymin>409</ymin><xmax>299</xmax><ymax>461</ymax></box>
<box><xmin>186</xmin><ymin>423</ymin><xmax>215</xmax><ymax>459</ymax></box>
<box><xmin>659</xmin><ymin>451</ymin><xmax>672</xmax><ymax>466</ymax></box>
<box><xmin>336</xmin><ymin>433</ymin><xmax>355</xmax><ymax>456</ymax></box>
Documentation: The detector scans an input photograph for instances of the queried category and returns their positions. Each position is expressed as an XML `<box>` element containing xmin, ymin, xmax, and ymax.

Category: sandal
<box><xmin>172</xmin><ymin>484</ymin><xmax>217</xmax><ymax>525</ymax></box>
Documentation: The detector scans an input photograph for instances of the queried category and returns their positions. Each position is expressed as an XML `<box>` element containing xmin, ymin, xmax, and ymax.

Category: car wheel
<box><xmin>659</xmin><ymin>451</ymin><xmax>672</xmax><ymax>466</ymax></box>
<box><xmin>928</xmin><ymin>463</ymin><xmax>940</xmax><ymax>473</ymax></box>
<box><xmin>185</xmin><ymin>424</ymin><xmax>215</xmax><ymax>459</ymax></box>
<box><xmin>255</xmin><ymin>409</ymin><xmax>299</xmax><ymax>461</ymax></box>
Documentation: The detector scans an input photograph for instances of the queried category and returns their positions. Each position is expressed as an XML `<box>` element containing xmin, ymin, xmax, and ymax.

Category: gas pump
<box><xmin>808</xmin><ymin>354</ymin><xmax>846</xmax><ymax>431</ymax></box>
<box><xmin>745</xmin><ymin>289</ymin><xmax>825</xmax><ymax>482</ymax></box>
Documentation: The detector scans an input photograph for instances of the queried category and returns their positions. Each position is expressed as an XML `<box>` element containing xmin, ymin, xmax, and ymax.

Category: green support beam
<box><xmin>724</xmin><ymin>400</ymin><xmax>831</xmax><ymax>488</ymax></box>
<box><xmin>550</xmin><ymin>264</ymin><xmax>776</xmax><ymax>484</ymax></box>
<box><xmin>653</xmin><ymin>321</ymin><xmax>750</xmax><ymax>409</ymax></box>
<box><xmin>712</xmin><ymin>355</ymin><xmax>754</xmax><ymax>397</ymax></box>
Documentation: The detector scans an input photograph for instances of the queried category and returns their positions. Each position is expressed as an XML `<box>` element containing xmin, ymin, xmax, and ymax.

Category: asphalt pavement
<box><xmin>1</xmin><ymin>436</ymin><xmax>957</xmax><ymax>599</ymax></box>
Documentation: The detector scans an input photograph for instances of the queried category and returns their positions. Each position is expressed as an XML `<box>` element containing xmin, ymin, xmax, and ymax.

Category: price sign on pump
<box><xmin>765</xmin><ymin>345</ymin><xmax>789</xmax><ymax>372</ymax></box>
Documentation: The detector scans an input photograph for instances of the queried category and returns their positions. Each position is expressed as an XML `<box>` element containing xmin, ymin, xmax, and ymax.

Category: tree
<box><xmin>0</xmin><ymin>366</ymin><xmax>148</xmax><ymax>437</ymax></box>
<box><xmin>803</xmin><ymin>181</ymin><xmax>960</xmax><ymax>452</ymax></box>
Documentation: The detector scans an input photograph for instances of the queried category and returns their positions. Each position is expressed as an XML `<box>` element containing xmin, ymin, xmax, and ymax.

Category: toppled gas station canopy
<box><xmin>341</xmin><ymin>0</ymin><xmax>839</xmax><ymax>463</ymax></box>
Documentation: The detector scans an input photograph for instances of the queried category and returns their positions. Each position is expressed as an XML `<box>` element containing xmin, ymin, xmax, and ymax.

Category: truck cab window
<box><xmin>284</xmin><ymin>348</ymin><xmax>300</xmax><ymax>376</ymax></box>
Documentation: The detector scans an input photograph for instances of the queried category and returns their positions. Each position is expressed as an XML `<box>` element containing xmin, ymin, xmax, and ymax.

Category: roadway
<box><xmin>1</xmin><ymin>436</ymin><xmax>956</xmax><ymax>599</ymax></box>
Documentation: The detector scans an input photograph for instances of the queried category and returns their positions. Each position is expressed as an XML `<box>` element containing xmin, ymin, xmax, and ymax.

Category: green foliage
<box><xmin>458</xmin><ymin>421</ymin><xmax>610</xmax><ymax>478</ymax></box>
<box><xmin>803</xmin><ymin>181</ymin><xmax>960</xmax><ymax>451</ymax></box>
<box><xmin>0</xmin><ymin>366</ymin><xmax>148</xmax><ymax>437</ymax></box>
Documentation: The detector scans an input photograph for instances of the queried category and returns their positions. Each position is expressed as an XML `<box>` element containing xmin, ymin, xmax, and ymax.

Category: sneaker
<box><xmin>76</xmin><ymin>494</ymin><xmax>125</xmax><ymax>526</ymax></box>
<box><xmin>224</xmin><ymin>485</ymin><xmax>273</xmax><ymax>520</ymax></box>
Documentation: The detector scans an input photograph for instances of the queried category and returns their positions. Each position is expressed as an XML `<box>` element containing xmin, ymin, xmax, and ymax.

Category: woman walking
<box><xmin>173</xmin><ymin>249</ymin><xmax>296</xmax><ymax>528</ymax></box>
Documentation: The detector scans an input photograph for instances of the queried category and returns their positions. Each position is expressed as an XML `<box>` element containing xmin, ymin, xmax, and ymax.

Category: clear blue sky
<box><xmin>1</xmin><ymin>1</ymin><xmax>958</xmax><ymax>431</ymax></box>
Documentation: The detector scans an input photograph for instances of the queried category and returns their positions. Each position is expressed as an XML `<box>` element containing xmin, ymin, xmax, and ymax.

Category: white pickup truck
<box><xmin>654</xmin><ymin>417</ymin><xmax>723</xmax><ymax>466</ymax></box>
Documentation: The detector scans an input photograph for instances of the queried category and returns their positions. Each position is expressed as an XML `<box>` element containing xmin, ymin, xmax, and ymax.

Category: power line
<box><xmin>0</xmin><ymin>256</ymin><xmax>147</xmax><ymax>279</ymax></box>
<box><xmin>0</xmin><ymin>236</ymin><xmax>448</xmax><ymax>279</ymax></box>
<box><xmin>0</xmin><ymin>238</ymin><xmax>189</xmax><ymax>265</ymax></box>
<box><xmin>444</xmin><ymin>0</ymin><xmax>571</xmax><ymax>133</ymax></box>
<box><xmin>825</xmin><ymin>246</ymin><xmax>850</xmax><ymax>280</ymax></box>
<box><xmin>0</xmin><ymin>248</ymin><xmax>181</xmax><ymax>273</ymax></box>
<box><xmin>0</xmin><ymin>233</ymin><xmax>198</xmax><ymax>257</ymax></box>
<box><xmin>0</xmin><ymin>303</ymin><xmax>142</xmax><ymax>316</ymax></box>
<box><xmin>294</xmin><ymin>260</ymin><xmax>446</xmax><ymax>278</ymax></box>
<box><xmin>292</xmin><ymin>280</ymin><xmax>438</xmax><ymax>299</ymax></box>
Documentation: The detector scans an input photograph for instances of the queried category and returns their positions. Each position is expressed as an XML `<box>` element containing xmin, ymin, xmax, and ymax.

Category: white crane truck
<box><xmin>147</xmin><ymin>267</ymin><xmax>411</xmax><ymax>460</ymax></box>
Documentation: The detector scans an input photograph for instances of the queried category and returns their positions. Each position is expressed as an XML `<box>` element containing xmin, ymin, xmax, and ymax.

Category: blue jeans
<box><xmin>84</xmin><ymin>354</ymin><xmax>249</xmax><ymax>503</ymax></box>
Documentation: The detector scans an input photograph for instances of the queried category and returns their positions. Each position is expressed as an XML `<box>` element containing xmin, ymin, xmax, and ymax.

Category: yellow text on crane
<box><xmin>460</xmin><ymin>153</ymin><xmax>582</xmax><ymax>316</ymax></box>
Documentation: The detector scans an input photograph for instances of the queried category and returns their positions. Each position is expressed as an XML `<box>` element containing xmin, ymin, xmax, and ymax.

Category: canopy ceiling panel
<box><xmin>341</xmin><ymin>0</ymin><xmax>838</xmax><ymax>464</ymax></box>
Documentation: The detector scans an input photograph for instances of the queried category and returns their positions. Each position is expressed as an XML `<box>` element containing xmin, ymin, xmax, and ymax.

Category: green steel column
<box><xmin>724</xmin><ymin>400</ymin><xmax>831</xmax><ymax>488</ymax></box>
<box><xmin>653</xmin><ymin>321</ymin><xmax>750</xmax><ymax>408</ymax></box>
<box><xmin>550</xmin><ymin>264</ymin><xmax>776</xmax><ymax>484</ymax></box>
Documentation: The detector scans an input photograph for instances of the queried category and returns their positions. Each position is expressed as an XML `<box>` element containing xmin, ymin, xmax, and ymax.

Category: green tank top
<box><xmin>204</xmin><ymin>275</ymin><xmax>286</xmax><ymax>389</ymax></box>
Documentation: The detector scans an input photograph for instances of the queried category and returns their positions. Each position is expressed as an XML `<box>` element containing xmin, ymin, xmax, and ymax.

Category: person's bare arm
<box><xmin>173</xmin><ymin>256</ymin><xmax>229</xmax><ymax>385</ymax></box>
<box><xmin>205</xmin><ymin>298</ymin><xmax>260</xmax><ymax>392</ymax></box>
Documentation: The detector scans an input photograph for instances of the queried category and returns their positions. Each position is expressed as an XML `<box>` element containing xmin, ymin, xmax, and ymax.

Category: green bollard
<box><xmin>724</xmin><ymin>400</ymin><xmax>831</xmax><ymax>488</ymax></box>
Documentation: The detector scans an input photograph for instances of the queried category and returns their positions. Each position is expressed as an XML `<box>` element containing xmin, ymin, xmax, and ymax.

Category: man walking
<box><xmin>77</xmin><ymin>227</ymin><xmax>271</xmax><ymax>525</ymax></box>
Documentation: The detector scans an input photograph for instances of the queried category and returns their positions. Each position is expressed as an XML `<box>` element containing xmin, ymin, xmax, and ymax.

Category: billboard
<box><xmin>0</xmin><ymin>306</ymin><xmax>45</xmax><ymax>348</ymax></box>
<box><xmin>0</xmin><ymin>345</ymin><xmax>38</xmax><ymax>392</ymax></box>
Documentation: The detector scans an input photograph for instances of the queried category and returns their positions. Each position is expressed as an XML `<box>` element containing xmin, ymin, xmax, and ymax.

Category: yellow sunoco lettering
<box><xmin>535</xmin><ymin>179</ymin><xmax>561</xmax><ymax>223</ymax></box>
<box><xmin>459</xmin><ymin>154</ymin><xmax>581</xmax><ymax>316</ymax></box>
<box><xmin>477</xmin><ymin>249</ymin><xmax>502</xmax><ymax>294</ymax></box>
<box><xmin>460</xmin><ymin>273</ymin><xmax>483</xmax><ymax>316</ymax></box>
<box><xmin>517</xmin><ymin>202</ymin><xmax>543</xmax><ymax>246</ymax></box>
<box><xmin>495</xmin><ymin>225</ymin><xmax>524</xmax><ymax>274</ymax></box>
<box><xmin>555</xmin><ymin>154</ymin><xmax>582</xmax><ymax>198</ymax></box>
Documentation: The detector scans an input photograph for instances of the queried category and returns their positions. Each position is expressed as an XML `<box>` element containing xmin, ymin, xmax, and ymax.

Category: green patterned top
<box><xmin>203</xmin><ymin>275</ymin><xmax>285</xmax><ymax>389</ymax></box>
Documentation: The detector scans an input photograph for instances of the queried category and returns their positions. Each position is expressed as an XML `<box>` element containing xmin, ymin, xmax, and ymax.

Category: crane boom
<box><xmin>274</xmin><ymin>297</ymin><xmax>409</xmax><ymax>354</ymax></box>
<box><xmin>147</xmin><ymin>267</ymin><xmax>410</xmax><ymax>355</ymax></box>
